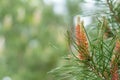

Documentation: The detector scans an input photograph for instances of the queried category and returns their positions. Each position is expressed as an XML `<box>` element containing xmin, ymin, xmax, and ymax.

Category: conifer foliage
<box><xmin>50</xmin><ymin>0</ymin><xmax>120</xmax><ymax>80</ymax></box>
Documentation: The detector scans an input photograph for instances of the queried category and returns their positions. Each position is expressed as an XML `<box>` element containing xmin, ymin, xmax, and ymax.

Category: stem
<box><xmin>86</xmin><ymin>62</ymin><xmax>106</xmax><ymax>80</ymax></box>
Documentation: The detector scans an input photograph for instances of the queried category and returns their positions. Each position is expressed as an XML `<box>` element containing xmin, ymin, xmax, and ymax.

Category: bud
<box><xmin>75</xmin><ymin>16</ymin><xmax>89</xmax><ymax>60</ymax></box>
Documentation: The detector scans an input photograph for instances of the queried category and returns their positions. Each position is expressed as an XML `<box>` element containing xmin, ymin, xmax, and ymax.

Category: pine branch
<box><xmin>50</xmin><ymin>1</ymin><xmax>120</xmax><ymax>80</ymax></box>
<box><xmin>106</xmin><ymin>0</ymin><xmax>120</xmax><ymax>23</ymax></box>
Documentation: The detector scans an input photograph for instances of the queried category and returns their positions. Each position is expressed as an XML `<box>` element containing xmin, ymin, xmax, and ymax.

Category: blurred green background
<box><xmin>0</xmin><ymin>0</ymin><xmax>105</xmax><ymax>80</ymax></box>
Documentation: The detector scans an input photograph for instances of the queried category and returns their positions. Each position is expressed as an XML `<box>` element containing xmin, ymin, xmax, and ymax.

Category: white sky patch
<box><xmin>43</xmin><ymin>0</ymin><xmax>53</xmax><ymax>5</ymax></box>
<box><xmin>52</xmin><ymin>0</ymin><xmax>65</xmax><ymax>4</ymax></box>
<box><xmin>44</xmin><ymin>0</ymin><xmax>67</xmax><ymax>15</ymax></box>
<box><xmin>53</xmin><ymin>0</ymin><xmax>66</xmax><ymax>15</ymax></box>
<box><xmin>84</xmin><ymin>0</ymin><xmax>96</xmax><ymax>3</ymax></box>
<box><xmin>44</xmin><ymin>0</ymin><xmax>94</xmax><ymax>24</ymax></box>
<box><xmin>53</xmin><ymin>4</ymin><xmax>67</xmax><ymax>15</ymax></box>
<box><xmin>83</xmin><ymin>0</ymin><xmax>95</xmax><ymax>10</ymax></box>
<box><xmin>44</xmin><ymin>0</ymin><xmax>96</xmax><ymax>16</ymax></box>
<box><xmin>43</xmin><ymin>0</ymin><xmax>65</xmax><ymax>5</ymax></box>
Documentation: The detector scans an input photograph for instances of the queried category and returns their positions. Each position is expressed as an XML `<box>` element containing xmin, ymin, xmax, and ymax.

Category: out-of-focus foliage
<box><xmin>0</xmin><ymin>0</ymin><xmax>85</xmax><ymax>80</ymax></box>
